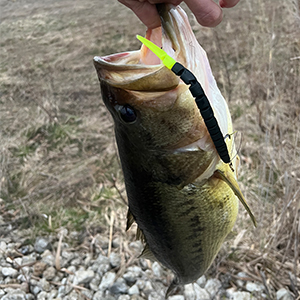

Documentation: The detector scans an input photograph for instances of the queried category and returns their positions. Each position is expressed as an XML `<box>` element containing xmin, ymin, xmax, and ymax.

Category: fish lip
<box><xmin>93</xmin><ymin>4</ymin><xmax>196</xmax><ymax>92</ymax></box>
<box><xmin>93</xmin><ymin>4</ymin><xmax>190</xmax><ymax>70</ymax></box>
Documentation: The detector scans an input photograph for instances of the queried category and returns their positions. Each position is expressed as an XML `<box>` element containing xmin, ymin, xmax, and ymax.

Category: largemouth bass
<box><xmin>94</xmin><ymin>4</ymin><xmax>256</xmax><ymax>294</ymax></box>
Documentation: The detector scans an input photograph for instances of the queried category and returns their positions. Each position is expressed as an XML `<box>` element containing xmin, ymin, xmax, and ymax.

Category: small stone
<box><xmin>84</xmin><ymin>253</ymin><xmax>93</xmax><ymax>266</ymax></box>
<box><xmin>123</xmin><ymin>266</ymin><xmax>142</xmax><ymax>284</ymax></box>
<box><xmin>232</xmin><ymin>291</ymin><xmax>252</xmax><ymax>300</ymax></box>
<box><xmin>1</xmin><ymin>267</ymin><xmax>18</xmax><ymax>278</ymax></box>
<box><xmin>67</xmin><ymin>265</ymin><xmax>76</xmax><ymax>276</ymax></box>
<box><xmin>97</xmin><ymin>263</ymin><xmax>111</xmax><ymax>276</ymax></box>
<box><xmin>226</xmin><ymin>287</ymin><xmax>236</xmax><ymax>298</ymax></box>
<box><xmin>129</xmin><ymin>241</ymin><xmax>143</xmax><ymax>253</ymax></box>
<box><xmin>236</xmin><ymin>272</ymin><xmax>248</xmax><ymax>288</ymax></box>
<box><xmin>70</xmin><ymin>257</ymin><xmax>81</xmax><ymax>266</ymax></box>
<box><xmin>93</xmin><ymin>290</ymin><xmax>104</xmax><ymax>300</ymax></box>
<box><xmin>123</xmin><ymin>271</ymin><xmax>136</xmax><ymax>284</ymax></box>
<box><xmin>143</xmin><ymin>281</ymin><xmax>153</xmax><ymax>295</ymax></box>
<box><xmin>184</xmin><ymin>283</ymin><xmax>196</xmax><ymax>300</ymax></box>
<box><xmin>31</xmin><ymin>284</ymin><xmax>42</xmax><ymax>295</ymax></box>
<box><xmin>73</xmin><ymin>269</ymin><xmax>95</xmax><ymax>285</ymax></box>
<box><xmin>196</xmin><ymin>275</ymin><xmax>206</xmax><ymax>288</ymax></box>
<box><xmin>96</xmin><ymin>254</ymin><xmax>110</xmax><ymax>265</ymax></box>
<box><xmin>26</xmin><ymin>294</ymin><xmax>35</xmax><ymax>300</ymax></box>
<box><xmin>57</xmin><ymin>281</ymin><xmax>73</xmax><ymax>296</ymax></box>
<box><xmin>39</xmin><ymin>277</ymin><xmax>51</xmax><ymax>292</ymax></box>
<box><xmin>131</xmin><ymin>296</ymin><xmax>144</xmax><ymax>300</ymax></box>
<box><xmin>117</xmin><ymin>295</ymin><xmax>130</xmax><ymax>300</ymax></box>
<box><xmin>184</xmin><ymin>283</ymin><xmax>210</xmax><ymax>300</ymax></box>
<box><xmin>89</xmin><ymin>274</ymin><xmax>101</xmax><ymax>291</ymax></box>
<box><xmin>19</xmin><ymin>245</ymin><xmax>34</xmax><ymax>255</ymax></box>
<box><xmin>128</xmin><ymin>284</ymin><xmax>139</xmax><ymax>295</ymax></box>
<box><xmin>109</xmin><ymin>252</ymin><xmax>121</xmax><ymax>268</ymax></box>
<box><xmin>64</xmin><ymin>290</ymin><xmax>80</xmax><ymax>300</ymax></box>
<box><xmin>33</xmin><ymin>261</ymin><xmax>48</xmax><ymax>277</ymax></box>
<box><xmin>245</xmin><ymin>282</ymin><xmax>264</xmax><ymax>293</ymax></box>
<box><xmin>109</xmin><ymin>278</ymin><xmax>128</xmax><ymax>294</ymax></box>
<box><xmin>48</xmin><ymin>289</ymin><xmax>58</xmax><ymax>300</ymax></box>
<box><xmin>276</xmin><ymin>288</ymin><xmax>293</xmax><ymax>300</ymax></box>
<box><xmin>168</xmin><ymin>296</ymin><xmax>185</xmax><ymax>300</ymax></box>
<box><xmin>43</xmin><ymin>266</ymin><xmax>56</xmax><ymax>280</ymax></box>
<box><xmin>99</xmin><ymin>271</ymin><xmax>116</xmax><ymax>290</ymax></box>
<box><xmin>152</xmin><ymin>262</ymin><xmax>162</xmax><ymax>277</ymax></box>
<box><xmin>13</xmin><ymin>257</ymin><xmax>23</xmax><ymax>266</ymax></box>
<box><xmin>204</xmin><ymin>278</ymin><xmax>222</xmax><ymax>297</ymax></box>
<box><xmin>135</xmin><ymin>279</ymin><xmax>145</xmax><ymax>290</ymax></box>
<box><xmin>95</xmin><ymin>235</ymin><xmax>109</xmax><ymax>250</ymax></box>
<box><xmin>62</xmin><ymin>251</ymin><xmax>75</xmax><ymax>263</ymax></box>
<box><xmin>40</xmin><ymin>249</ymin><xmax>55</xmax><ymax>266</ymax></box>
<box><xmin>1</xmin><ymin>289</ymin><xmax>27</xmax><ymax>300</ymax></box>
<box><xmin>34</xmin><ymin>237</ymin><xmax>52</xmax><ymax>253</ymax></box>
<box><xmin>112</xmin><ymin>237</ymin><xmax>121</xmax><ymax>248</ymax></box>
<box><xmin>101</xmin><ymin>293</ymin><xmax>116</xmax><ymax>300</ymax></box>
<box><xmin>81</xmin><ymin>289</ymin><xmax>94</xmax><ymax>299</ymax></box>
<box><xmin>148</xmin><ymin>291</ymin><xmax>163</xmax><ymax>300</ymax></box>
<box><xmin>0</xmin><ymin>241</ymin><xmax>7</xmax><ymax>252</ymax></box>
<box><xmin>17</xmin><ymin>266</ymin><xmax>30</xmax><ymax>282</ymax></box>
<box><xmin>21</xmin><ymin>253</ymin><xmax>36</xmax><ymax>265</ymax></box>
<box><xmin>37</xmin><ymin>291</ymin><xmax>48</xmax><ymax>300</ymax></box>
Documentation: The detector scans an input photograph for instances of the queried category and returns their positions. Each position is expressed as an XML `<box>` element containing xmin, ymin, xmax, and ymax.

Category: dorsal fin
<box><xmin>215</xmin><ymin>165</ymin><xmax>257</xmax><ymax>227</ymax></box>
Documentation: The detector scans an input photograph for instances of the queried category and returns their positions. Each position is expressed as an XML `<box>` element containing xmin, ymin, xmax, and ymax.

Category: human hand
<box><xmin>118</xmin><ymin>0</ymin><xmax>240</xmax><ymax>29</ymax></box>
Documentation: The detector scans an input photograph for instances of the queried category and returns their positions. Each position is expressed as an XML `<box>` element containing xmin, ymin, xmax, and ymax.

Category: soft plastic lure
<box><xmin>137</xmin><ymin>35</ymin><xmax>231</xmax><ymax>164</ymax></box>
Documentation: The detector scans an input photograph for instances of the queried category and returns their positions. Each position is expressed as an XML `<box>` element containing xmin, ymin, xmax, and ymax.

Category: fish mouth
<box><xmin>93</xmin><ymin>4</ymin><xmax>199</xmax><ymax>91</ymax></box>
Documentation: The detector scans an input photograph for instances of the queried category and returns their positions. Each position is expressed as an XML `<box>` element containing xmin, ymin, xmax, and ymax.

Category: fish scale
<box><xmin>94</xmin><ymin>3</ymin><xmax>256</xmax><ymax>295</ymax></box>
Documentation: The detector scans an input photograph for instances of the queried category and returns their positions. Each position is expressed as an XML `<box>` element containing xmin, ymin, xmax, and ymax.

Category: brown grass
<box><xmin>0</xmin><ymin>0</ymin><xmax>299</xmax><ymax>297</ymax></box>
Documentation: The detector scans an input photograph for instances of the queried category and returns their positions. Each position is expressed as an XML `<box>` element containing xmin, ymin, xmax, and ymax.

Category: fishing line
<box><xmin>225</xmin><ymin>131</ymin><xmax>242</xmax><ymax>163</ymax></box>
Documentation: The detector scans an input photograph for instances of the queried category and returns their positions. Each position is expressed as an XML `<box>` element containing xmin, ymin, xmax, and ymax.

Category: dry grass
<box><xmin>0</xmin><ymin>0</ymin><xmax>299</xmax><ymax>297</ymax></box>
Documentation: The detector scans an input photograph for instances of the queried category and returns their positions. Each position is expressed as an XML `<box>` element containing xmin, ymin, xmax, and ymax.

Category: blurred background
<box><xmin>0</xmin><ymin>0</ymin><xmax>299</xmax><ymax>298</ymax></box>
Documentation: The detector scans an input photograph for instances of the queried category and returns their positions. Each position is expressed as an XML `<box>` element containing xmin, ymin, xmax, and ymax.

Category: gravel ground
<box><xmin>0</xmin><ymin>219</ymin><xmax>294</xmax><ymax>300</ymax></box>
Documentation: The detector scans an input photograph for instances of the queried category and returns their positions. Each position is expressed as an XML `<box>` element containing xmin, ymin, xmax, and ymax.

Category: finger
<box><xmin>118</xmin><ymin>0</ymin><xmax>161</xmax><ymax>28</ymax></box>
<box><xmin>219</xmin><ymin>0</ymin><xmax>240</xmax><ymax>8</ymax></box>
<box><xmin>185</xmin><ymin>0</ymin><xmax>223</xmax><ymax>27</ymax></box>
<box><xmin>147</xmin><ymin>0</ymin><xmax>182</xmax><ymax>4</ymax></box>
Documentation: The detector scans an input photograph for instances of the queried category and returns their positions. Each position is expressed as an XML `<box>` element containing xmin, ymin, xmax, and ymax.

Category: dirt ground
<box><xmin>0</xmin><ymin>0</ymin><xmax>299</xmax><ymax>297</ymax></box>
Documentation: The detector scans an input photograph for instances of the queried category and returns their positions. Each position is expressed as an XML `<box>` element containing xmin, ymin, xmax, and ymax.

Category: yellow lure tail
<box><xmin>136</xmin><ymin>35</ymin><xmax>176</xmax><ymax>70</ymax></box>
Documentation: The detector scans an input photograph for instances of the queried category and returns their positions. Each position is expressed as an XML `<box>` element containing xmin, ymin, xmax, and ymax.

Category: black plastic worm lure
<box><xmin>137</xmin><ymin>35</ymin><xmax>231</xmax><ymax>164</ymax></box>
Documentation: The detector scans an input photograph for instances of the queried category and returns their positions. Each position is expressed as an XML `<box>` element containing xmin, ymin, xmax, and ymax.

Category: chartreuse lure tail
<box><xmin>137</xmin><ymin>35</ymin><xmax>231</xmax><ymax>164</ymax></box>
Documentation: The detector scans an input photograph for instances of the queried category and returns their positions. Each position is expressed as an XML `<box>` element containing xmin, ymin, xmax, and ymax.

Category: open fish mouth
<box><xmin>93</xmin><ymin>4</ymin><xmax>230</xmax><ymax>139</ymax></box>
<box><xmin>93</xmin><ymin>4</ymin><xmax>207</xmax><ymax>92</ymax></box>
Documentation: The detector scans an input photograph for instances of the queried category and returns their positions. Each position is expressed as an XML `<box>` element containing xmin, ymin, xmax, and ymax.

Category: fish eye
<box><xmin>118</xmin><ymin>104</ymin><xmax>137</xmax><ymax>124</ymax></box>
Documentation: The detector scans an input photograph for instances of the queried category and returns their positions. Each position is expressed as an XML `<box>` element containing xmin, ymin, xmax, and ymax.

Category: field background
<box><xmin>1</xmin><ymin>0</ymin><xmax>299</xmax><ymax>297</ymax></box>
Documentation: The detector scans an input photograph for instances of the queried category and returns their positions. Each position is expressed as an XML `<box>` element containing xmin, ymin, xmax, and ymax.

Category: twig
<box><xmin>260</xmin><ymin>270</ymin><xmax>272</xmax><ymax>299</ymax></box>
<box><xmin>108</xmin><ymin>211</ymin><xmax>115</xmax><ymax>257</ymax></box>
<box><xmin>55</xmin><ymin>231</ymin><xmax>64</xmax><ymax>271</ymax></box>
<box><xmin>289</xmin><ymin>272</ymin><xmax>299</xmax><ymax>299</ymax></box>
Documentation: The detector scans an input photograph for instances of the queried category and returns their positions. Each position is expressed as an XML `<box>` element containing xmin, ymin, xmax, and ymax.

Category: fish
<box><xmin>94</xmin><ymin>3</ymin><xmax>256</xmax><ymax>295</ymax></box>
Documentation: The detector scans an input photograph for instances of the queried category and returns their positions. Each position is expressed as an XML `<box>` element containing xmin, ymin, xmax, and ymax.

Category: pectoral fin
<box><xmin>215</xmin><ymin>166</ymin><xmax>257</xmax><ymax>227</ymax></box>
<box><xmin>139</xmin><ymin>243</ymin><xmax>156</xmax><ymax>261</ymax></box>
